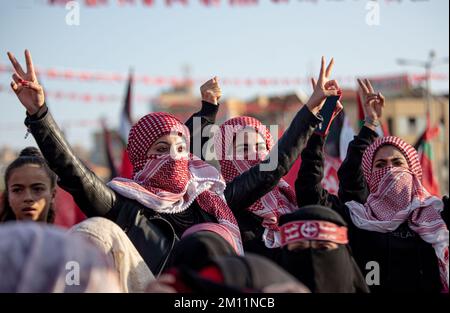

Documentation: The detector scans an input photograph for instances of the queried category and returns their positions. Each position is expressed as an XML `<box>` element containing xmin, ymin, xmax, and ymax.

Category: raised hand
<box><xmin>7</xmin><ymin>50</ymin><xmax>44</xmax><ymax>115</ymax></box>
<box><xmin>306</xmin><ymin>56</ymin><xmax>341</xmax><ymax>115</ymax></box>
<box><xmin>357</xmin><ymin>78</ymin><xmax>385</xmax><ymax>130</ymax></box>
<box><xmin>200</xmin><ymin>76</ymin><xmax>222</xmax><ymax>105</ymax></box>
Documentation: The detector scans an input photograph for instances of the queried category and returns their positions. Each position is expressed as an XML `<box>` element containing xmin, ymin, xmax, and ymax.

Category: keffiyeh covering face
<box><xmin>107</xmin><ymin>112</ymin><xmax>243</xmax><ymax>255</ymax></box>
<box><xmin>0</xmin><ymin>222</ymin><xmax>121</xmax><ymax>293</ymax></box>
<box><xmin>214</xmin><ymin>116</ymin><xmax>298</xmax><ymax>248</ymax></box>
<box><xmin>345</xmin><ymin>136</ymin><xmax>449</xmax><ymax>292</ymax></box>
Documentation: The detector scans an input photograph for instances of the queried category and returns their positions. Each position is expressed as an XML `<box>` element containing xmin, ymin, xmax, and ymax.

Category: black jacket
<box><xmin>25</xmin><ymin>102</ymin><xmax>321</xmax><ymax>276</ymax></box>
<box><xmin>296</xmin><ymin>127</ymin><xmax>448</xmax><ymax>293</ymax></box>
<box><xmin>186</xmin><ymin>102</ymin><xmax>323</xmax><ymax>261</ymax></box>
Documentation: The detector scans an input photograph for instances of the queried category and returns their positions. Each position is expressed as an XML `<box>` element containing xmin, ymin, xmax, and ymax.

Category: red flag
<box><xmin>85</xmin><ymin>0</ymin><xmax>108</xmax><ymax>6</ymax></box>
<box><xmin>54</xmin><ymin>187</ymin><xmax>86</xmax><ymax>228</ymax></box>
<box><xmin>283</xmin><ymin>156</ymin><xmax>302</xmax><ymax>188</ymax></box>
<box><xmin>280</xmin><ymin>126</ymin><xmax>301</xmax><ymax>187</ymax></box>
<box><xmin>118</xmin><ymin>70</ymin><xmax>134</xmax><ymax>178</ymax></box>
<box><xmin>142</xmin><ymin>0</ymin><xmax>155</xmax><ymax>6</ymax></box>
<box><xmin>415</xmin><ymin>122</ymin><xmax>441</xmax><ymax>196</ymax></box>
<box><xmin>120</xmin><ymin>149</ymin><xmax>134</xmax><ymax>178</ymax></box>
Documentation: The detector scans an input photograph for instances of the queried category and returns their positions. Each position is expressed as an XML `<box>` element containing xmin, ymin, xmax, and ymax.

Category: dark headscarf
<box><xmin>166</xmin><ymin>253</ymin><xmax>308</xmax><ymax>293</ymax></box>
<box><xmin>209</xmin><ymin>253</ymin><xmax>307</xmax><ymax>291</ymax></box>
<box><xmin>168</xmin><ymin>231</ymin><xmax>237</xmax><ymax>271</ymax></box>
<box><xmin>279</xmin><ymin>205</ymin><xmax>369</xmax><ymax>293</ymax></box>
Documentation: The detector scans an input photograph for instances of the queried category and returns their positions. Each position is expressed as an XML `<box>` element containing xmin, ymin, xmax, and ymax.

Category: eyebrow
<box><xmin>154</xmin><ymin>141</ymin><xmax>170</xmax><ymax>146</ymax></box>
<box><xmin>10</xmin><ymin>183</ymin><xmax>46</xmax><ymax>188</ymax></box>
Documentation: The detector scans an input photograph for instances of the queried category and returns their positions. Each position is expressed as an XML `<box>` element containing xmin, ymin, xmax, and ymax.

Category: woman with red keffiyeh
<box><xmin>344</xmin><ymin>133</ymin><xmax>449</xmax><ymax>293</ymax></box>
<box><xmin>7</xmin><ymin>50</ymin><xmax>244</xmax><ymax>276</ymax></box>
<box><xmin>207</xmin><ymin>57</ymin><xmax>343</xmax><ymax>262</ymax></box>
<box><xmin>296</xmin><ymin>78</ymin><xmax>449</xmax><ymax>293</ymax></box>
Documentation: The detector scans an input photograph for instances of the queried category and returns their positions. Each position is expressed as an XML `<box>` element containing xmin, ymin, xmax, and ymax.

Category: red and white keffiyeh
<box><xmin>346</xmin><ymin>136</ymin><xmax>449</xmax><ymax>292</ymax></box>
<box><xmin>214</xmin><ymin>116</ymin><xmax>298</xmax><ymax>248</ymax></box>
<box><xmin>107</xmin><ymin>112</ymin><xmax>243</xmax><ymax>255</ymax></box>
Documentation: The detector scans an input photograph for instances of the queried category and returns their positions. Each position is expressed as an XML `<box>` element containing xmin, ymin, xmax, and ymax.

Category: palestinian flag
<box><xmin>414</xmin><ymin>122</ymin><xmax>441</xmax><ymax>196</ymax></box>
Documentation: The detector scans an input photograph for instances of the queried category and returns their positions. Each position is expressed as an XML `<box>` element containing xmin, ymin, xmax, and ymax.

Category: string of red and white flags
<box><xmin>47</xmin><ymin>0</ymin><xmax>414</xmax><ymax>8</ymax></box>
<box><xmin>0</xmin><ymin>63</ymin><xmax>446</xmax><ymax>95</ymax></box>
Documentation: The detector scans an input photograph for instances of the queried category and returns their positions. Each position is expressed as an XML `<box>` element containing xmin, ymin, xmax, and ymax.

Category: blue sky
<box><xmin>0</xmin><ymin>0</ymin><xmax>448</xmax><ymax>150</ymax></box>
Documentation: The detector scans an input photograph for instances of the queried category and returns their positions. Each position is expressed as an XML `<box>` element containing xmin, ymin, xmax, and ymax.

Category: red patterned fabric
<box><xmin>182</xmin><ymin>222</ymin><xmax>241</xmax><ymax>254</ymax></box>
<box><xmin>346</xmin><ymin>136</ymin><xmax>449</xmax><ymax>292</ymax></box>
<box><xmin>214</xmin><ymin>116</ymin><xmax>298</xmax><ymax>248</ymax></box>
<box><xmin>108</xmin><ymin>112</ymin><xmax>243</xmax><ymax>255</ymax></box>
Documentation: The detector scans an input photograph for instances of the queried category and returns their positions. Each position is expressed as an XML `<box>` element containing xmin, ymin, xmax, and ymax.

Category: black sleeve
<box><xmin>295</xmin><ymin>133</ymin><xmax>333</xmax><ymax>208</ymax></box>
<box><xmin>25</xmin><ymin>105</ymin><xmax>117</xmax><ymax>218</ymax></box>
<box><xmin>442</xmin><ymin>195</ymin><xmax>449</xmax><ymax>229</ymax></box>
<box><xmin>337</xmin><ymin>125</ymin><xmax>378</xmax><ymax>204</ymax></box>
<box><xmin>225</xmin><ymin>105</ymin><xmax>322</xmax><ymax>213</ymax></box>
<box><xmin>184</xmin><ymin>101</ymin><xmax>219</xmax><ymax>161</ymax></box>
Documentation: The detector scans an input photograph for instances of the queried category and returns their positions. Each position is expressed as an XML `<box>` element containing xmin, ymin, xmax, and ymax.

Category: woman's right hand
<box><xmin>7</xmin><ymin>50</ymin><xmax>45</xmax><ymax>115</ymax></box>
<box><xmin>305</xmin><ymin>56</ymin><xmax>341</xmax><ymax>115</ymax></box>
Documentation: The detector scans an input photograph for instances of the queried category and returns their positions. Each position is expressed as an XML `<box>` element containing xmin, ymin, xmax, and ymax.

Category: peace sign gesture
<box><xmin>7</xmin><ymin>50</ymin><xmax>45</xmax><ymax>115</ymax></box>
<box><xmin>306</xmin><ymin>56</ymin><xmax>341</xmax><ymax>115</ymax></box>
<box><xmin>357</xmin><ymin>78</ymin><xmax>385</xmax><ymax>128</ymax></box>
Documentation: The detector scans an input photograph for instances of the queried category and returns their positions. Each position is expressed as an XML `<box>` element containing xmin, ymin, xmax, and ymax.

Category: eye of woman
<box><xmin>288</xmin><ymin>240</ymin><xmax>311</xmax><ymax>251</ymax></box>
<box><xmin>313</xmin><ymin>241</ymin><xmax>338</xmax><ymax>251</ymax></box>
<box><xmin>374</xmin><ymin>160</ymin><xmax>386</xmax><ymax>169</ymax></box>
<box><xmin>11</xmin><ymin>187</ymin><xmax>22</xmax><ymax>193</ymax></box>
<box><xmin>155</xmin><ymin>143</ymin><xmax>170</xmax><ymax>153</ymax></box>
<box><xmin>33</xmin><ymin>186</ymin><xmax>45</xmax><ymax>193</ymax></box>
<box><xmin>392</xmin><ymin>158</ymin><xmax>406</xmax><ymax>167</ymax></box>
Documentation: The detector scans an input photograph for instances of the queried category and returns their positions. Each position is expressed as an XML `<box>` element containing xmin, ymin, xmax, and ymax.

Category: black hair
<box><xmin>1</xmin><ymin>147</ymin><xmax>57</xmax><ymax>223</ymax></box>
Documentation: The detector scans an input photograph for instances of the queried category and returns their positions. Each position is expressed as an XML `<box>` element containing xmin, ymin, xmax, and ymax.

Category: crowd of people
<box><xmin>0</xmin><ymin>50</ymin><xmax>448</xmax><ymax>293</ymax></box>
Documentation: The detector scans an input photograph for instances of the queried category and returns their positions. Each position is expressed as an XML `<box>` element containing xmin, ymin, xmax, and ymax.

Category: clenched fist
<box><xmin>200</xmin><ymin>76</ymin><xmax>222</xmax><ymax>105</ymax></box>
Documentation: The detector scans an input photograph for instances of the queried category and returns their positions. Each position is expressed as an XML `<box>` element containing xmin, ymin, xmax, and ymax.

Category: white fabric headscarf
<box><xmin>69</xmin><ymin>217</ymin><xmax>155</xmax><ymax>292</ymax></box>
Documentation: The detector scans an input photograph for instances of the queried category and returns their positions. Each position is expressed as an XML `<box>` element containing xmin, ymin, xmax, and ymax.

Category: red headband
<box><xmin>280</xmin><ymin>220</ymin><xmax>348</xmax><ymax>246</ymax></box>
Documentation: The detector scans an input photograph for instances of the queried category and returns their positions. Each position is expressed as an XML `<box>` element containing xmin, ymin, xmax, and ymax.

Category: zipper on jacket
<box><xmin>144</xmin><ymin>212</ymin><xmax>177</xmax><ymax>277</ymax></box>
<box><xmin>24</xmin><ymin>127</ymin><xmax>31</xmax><ymax>139</ymax></box>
